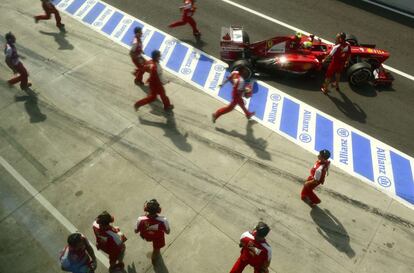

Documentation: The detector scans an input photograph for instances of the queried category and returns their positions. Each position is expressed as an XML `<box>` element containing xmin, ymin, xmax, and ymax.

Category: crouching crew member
<box><xmin>301</xmin><ymin>149</ymin><xmax>331</xmax><ymax>207</ymax></box>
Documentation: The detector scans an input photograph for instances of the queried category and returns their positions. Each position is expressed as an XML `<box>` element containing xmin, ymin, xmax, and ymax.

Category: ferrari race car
<box><xmin>220</xmin><ymin>26</ymin><xmax>394</xmax><ymax>86</ymax></box>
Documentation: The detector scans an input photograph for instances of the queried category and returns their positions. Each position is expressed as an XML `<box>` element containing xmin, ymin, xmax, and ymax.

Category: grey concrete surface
<box><xmin>103</xmin><ymin>0</ymin><xmax>414</xmax><ymax>157</ymax></box>
<box><xmin>1</xmin><ymin>1</ymin><xmax>414</xmax><ymax>273</ymax></box>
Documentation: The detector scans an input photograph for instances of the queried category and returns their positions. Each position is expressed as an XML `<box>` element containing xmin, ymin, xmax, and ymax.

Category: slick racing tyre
<box><xmin>347</xmin><ymin>62</ymin><xmax>372</xmax><ymax>86</ymax></box>
<box><xmin>231</xmin><ymin>60</ymin><xmax>254</xmax><ymax>80</ymax></box>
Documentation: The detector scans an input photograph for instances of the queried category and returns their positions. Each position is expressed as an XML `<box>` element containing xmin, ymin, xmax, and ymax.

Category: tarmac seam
<box><xmin>155</xmin><ymin>159</ymin><xmax>251</xmax><ymax>272</ymax></box>
<box><xmin>0</xmin><ymin>127</ymin><xmax>49</xmax><ymax>176</ymax></box>
<box><xmin>0</xmin><ymin>123</ymin><xmax>134</xmax><ymax>224</ymax></box>
<box><xmin>0</xmin><ymin>155</ymin><xmax>110</xmax><ymax>267</ymax></box>
<box><xmin>353</xmin><ymin>198</ymin><xmax>393</xmax><ymax>272</ymax></box>
<box><xmin>108</xmin><ymin>142</ymin><xmax>225</xmax><ymax>273</ymax></box>
<box><xmin>112</xmin><ymin>140</ymin><xmax>250</xmax><ymax>272</ymax></box>
<box><xmin>49</xmin><ymin>124</ymin><xmax>134</xmax><ymax>185</ymax></box>
<box><xmin>137</xmin><ymin>113</ymin><xmax>414</xmax><ymax>230</ymax></box>
<box><xmin>8</xmin><ymin>92</ymin><xmax>414</xmax><ymax>230</ymax></box>
<box><xmin>221</xmin><ymin>163</ymin><xmax>353</xmax><ymax>273</ymax></box>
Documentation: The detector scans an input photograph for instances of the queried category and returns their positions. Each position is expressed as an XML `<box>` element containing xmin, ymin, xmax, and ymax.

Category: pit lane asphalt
<box><xmin>104</xmin><ymin>0</ymin><xmax>414</xmax><ymax>157</ymax></box>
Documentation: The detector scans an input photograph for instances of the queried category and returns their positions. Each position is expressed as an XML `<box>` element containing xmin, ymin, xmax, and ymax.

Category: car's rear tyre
<box><xmin>345</xmin><ymin>34</ymin><xmax>359</xmax><ymax>46</ymax></box>
<box><xmin>347</xmin><ymin>62</ymin><xmax>372</xmax><ymax>86</ymax></box>
<box><xmin>231</xmin><ymin>60</ymin><xmax>254</xmax><ymax>80</ymax></box>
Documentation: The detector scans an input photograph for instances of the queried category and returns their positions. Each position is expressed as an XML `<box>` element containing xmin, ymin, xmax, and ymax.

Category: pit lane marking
<box><xmin>220</xmin><ymin>0</ymin><xmax>414</xmax><ymax>82</ymax></box>
<box><xmin>0</xmin><ymin>156</ymin><xmax>110</xmax><ymax>268</ymax></box>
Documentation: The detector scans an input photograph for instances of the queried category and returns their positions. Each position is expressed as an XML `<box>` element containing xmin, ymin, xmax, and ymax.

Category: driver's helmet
<box><xmin>295</xmin><ymin>32</ymin><xmax>302</xmax><ymax>40</ymax></box>
<box><xmin>303</xmin><ymin>41</ymin><xmax>312</xmax><ymax>49</ymax></box>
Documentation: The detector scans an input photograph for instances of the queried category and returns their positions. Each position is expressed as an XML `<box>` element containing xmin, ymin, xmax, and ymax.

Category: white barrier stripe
<box><xmin>333</xmin><ymin>123</ymin><xmax>354</xmax><ymax>173</ymax></box>
<box><xmin>111</xmin><ymin>16</ymin><xmax>134</xmax><ymax>41</ymax></box>
<box><xmin>73</xmin><ymin>0</ymin><xmax>96</xmax><ymax>19</ymax></box>
<box><xmin>90</xmin><ymin>6</ymin><xmax>114</xmax><ymax>31</ymax></box>
<box><xmin>56</xmin><ymin>0</ymin><xmax>76</xmax><ymax>11</ymax></box>
<box><xmin>297</xmin><ymin>104</ymin><xmax>316</xmax><ymax>152</ymax></box>
<box><xmin>177</xmin><ymin>48</ymin><xmax>200</xmax><ymax>81</ymax></box>
<box><xmin>159</xmin><ymin>38</ymin><xmax>178</xmax><ymax>66</ymax></box>
<box><xmin>370</xmin><ymin>140</ymin><xmax>396</xmax><ymax>194</ymax></box>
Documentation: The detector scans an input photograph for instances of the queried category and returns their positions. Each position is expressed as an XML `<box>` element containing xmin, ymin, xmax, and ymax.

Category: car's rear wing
<box><xmin>221</xmin><ymin>26</ymin><xmax>245</xmax><ymax>43</ymax></box>
<box><xmin>220</xmin><ymin>26</ymin><xmax>249</xmax><ymax>62</ymax></box>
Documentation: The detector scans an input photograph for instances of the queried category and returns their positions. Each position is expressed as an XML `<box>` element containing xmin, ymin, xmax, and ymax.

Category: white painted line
<box><xmin>0</xmin><ymin>156</ymin><xmax>110</xmax><ymax>268</ymax></box>
<box><xmin>220</xmin><ymin>0</ymin><xmax>414</xmax><ymax>82</ymax></box>
<box><xmin>362</xmin><ymin>0</ymin><xmax>414</xmax><ymax>19</ymax></box>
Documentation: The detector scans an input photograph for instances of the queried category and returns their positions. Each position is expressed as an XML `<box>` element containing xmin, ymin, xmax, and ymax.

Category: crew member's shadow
<box><xmin>153</xmin><ymin>255</ymin><xmax>170</xmax><ymax>273</ymax></box>
<box><xmin>327</xmin><ymin>90</ymin><xmax>366</xmax><ymax>123</ymax></box>
<box><xmin>15</xmin><ymin>89</ymin><xmax>47</xmax><ymax>123</ymax></box>
<box><xmin>139</xmin><ymin>113</ymin><xmax>192</xmax><ymax>152</ymax></box>
<box><xmin>215</xmin><ymin>120</ymin><xmax>271</xmax><ymax>160</ymax></box>
<box><xmin>310</xmin><ymin>207</ymin><xmax>355</xmax><ymax>258</ymax></box>
<box><xmin>39</xmin><ymin>30</ymin><xmax>74</xmax><ymax>50</ymax></box>
<box><xmin>126</xmin><ymin>262</ymin><xmax>137</xmax><ymax>273</ymax></box>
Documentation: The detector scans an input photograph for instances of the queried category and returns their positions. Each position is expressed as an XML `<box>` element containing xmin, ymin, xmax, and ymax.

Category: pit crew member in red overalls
<box><xmin>92</xmin><ymin>211</ymin><xmax>127</xmax><ymax>272</ymax></box>
<box><xmin>59</xmin><ymin>233</ymin><xmax>97</xmax><ymax>273</ymax></box>
<box><xmin>34</xmin><ymin>0</ymin><xmax>65</xmax><ymax>31</ymax></box>
<box><xmin>168</xmin><ymin>0</ymin><xmax>201</xmax><ymax>38</ymax></box>
<box><xmin>212</xmin><ymin>66</ymin><xmax>254</xmax><ymax>123</ymax></box>
<box><xmin>135</xmin><ymin>199</ymin><xmax>170</xmax><ymax>264</ymax></box>
<box><xmin>134</xmin><ymin>50</ymin><xmax>174</xmax><ymax>112</ymax></box>
<box><xmin>129</xmin><ymin>27</ymin><xmax>145</xmax><ymax>85</ymax></box>
<box><xmin>229</xmin><ymin>222</ymin><xmax>272</xmax><ymax>273</ymax></box>
<box><xmin>321</xmin><ymin>32</ymin><xmax>351</xmax><ymax>94</ymax></box>
<box><xmin>4</xmin><ymin>32</ymin><xmax>31</xmax><ymax>90</ymax></box>
<box><xmin>301</xmin><ymin>149</ymin><xmax>331</xmax><ymax>207</ymax></box>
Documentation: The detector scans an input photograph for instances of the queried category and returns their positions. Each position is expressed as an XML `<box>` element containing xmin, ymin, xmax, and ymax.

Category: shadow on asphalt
<box><xmin>181</xmin><ymin>38</ymin><xmax>207</xmax><ymax>50</ymax></box>
<box><xmin>215</xmin><ymin>120</ymin><xmax>271</xmax><ymax>160</ymax></box>
<box><xmin>126</xmin><ymin>262</ymin><xmax>137</xmax><ymax>273</ymax></box>
<box><xmin>39</xmin><ymin>29</ymin><xmax>74</xmax><ymax>50</ymax></box>
<box><xmin>255</xmin><ymin>71</ymin><xmax>325</xmax><ymax>92</ymax></box>
<box><xmin>310</xmin><ymin>207</ymin><xmax>356</xmax><ymax>258</ymax></box>
<box><xmin>139</xmin><ymin>112</ymin><xmax>192</xmax><ymax>152</ymax></box>
<box><xmin>350</xmin><ymin>83</ymin><xmax>395</xmax><ymax>97</ymax></box>
<box><xmin>14</xmin><ymin>88</ymin><xmax>47</xmax><ymax>123</ymax></box>
<box><xmin>326</xmin><ymin>90</ymin><xmax>367</xmax><ymax>123</ymax></box>
<box><xmin>349</xmin><ymin>83</ymin><xmax>377</xmax><ymax>97</ymax></box>
<box><xmin>133</xmin><ymin>85</ymin><xmax>165</xmax><ymax>117</ymax></box>
<box><xmin>153</xmin><ymin>255</ymin><xmax>170</xmax><ymax>273</ymax></box>
<box><xmin>337</xmin><ymin>0</ymin><xmax>414</xmax><ymax>29</ymax></box>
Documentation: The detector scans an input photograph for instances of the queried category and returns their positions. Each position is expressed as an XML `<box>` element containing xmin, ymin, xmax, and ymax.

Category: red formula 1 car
<box><xmin>220</xmin><ymin>26</ymin><xmax>393</xmax><ymax>86</ymax></box>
